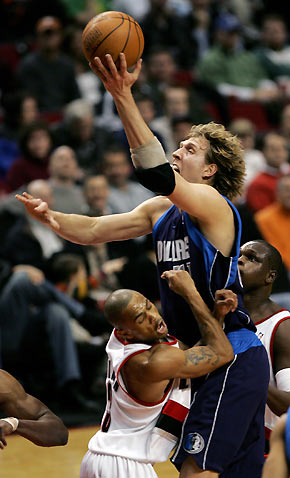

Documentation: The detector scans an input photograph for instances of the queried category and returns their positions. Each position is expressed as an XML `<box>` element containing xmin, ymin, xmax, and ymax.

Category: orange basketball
<box><xmin>82</xmin><ymin>11</ymin><xmax>144</xmax><ymax>68</ymax></box>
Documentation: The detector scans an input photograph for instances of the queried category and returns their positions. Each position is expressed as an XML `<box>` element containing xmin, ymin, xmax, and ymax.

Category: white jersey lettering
<box><xmin>157</xmin><ymin>237</ymin><xmax>190</xmax><ymax>263</ymax></box>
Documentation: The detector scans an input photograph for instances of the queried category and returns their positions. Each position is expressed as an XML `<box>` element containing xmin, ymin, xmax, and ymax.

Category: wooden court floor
<box><xmin>0</xmin><ymin>425</ymin><xmax>178</xmax><ymax>478</ymax></box>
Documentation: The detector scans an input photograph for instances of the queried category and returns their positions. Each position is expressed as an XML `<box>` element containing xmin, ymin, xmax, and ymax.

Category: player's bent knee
<box><xmin>180</xmin><ymin>456</ymin><xmax>219</xmax><ymax>478</ymax></box>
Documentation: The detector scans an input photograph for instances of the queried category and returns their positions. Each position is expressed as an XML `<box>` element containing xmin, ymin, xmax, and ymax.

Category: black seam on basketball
<box><xmin>121</xmin><ymin>14</ymin><xmax>131</xmax><ymax>53</ymax></box>
<box><xmin>134</xmin><ymin>22</ymin><xmax>142</xmax><ymax>64</ymax></box>
<box><xmin>90</xmin><ymin>17</ymin><xmax>125</xmax><ymax>57</ymax></box>
<box><xmin>93</xmin><ymin>16</ymin><xmax>138</xmax><ymax>24</ymax></box>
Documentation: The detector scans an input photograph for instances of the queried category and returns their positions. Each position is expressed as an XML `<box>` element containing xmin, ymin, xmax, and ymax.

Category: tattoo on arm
<box><xmin>184</xmin><ymin>346</ymin><xmax>219</xmax><ymax>368</ymax></box>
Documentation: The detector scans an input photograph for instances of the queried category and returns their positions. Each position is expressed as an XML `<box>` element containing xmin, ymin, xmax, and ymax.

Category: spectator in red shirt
<box><xmin>5</xmin><ymin>121</ymin><xmax>53</xmax><ymax>193</ymax></box>
<box><xmin>246</xmin><ymin>132</ymin><xmax>290</xmax><ymax>213</ymax></box>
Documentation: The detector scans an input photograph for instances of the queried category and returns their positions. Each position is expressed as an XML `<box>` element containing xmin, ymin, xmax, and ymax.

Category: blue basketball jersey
<box><xmin>152</xmin><ymin>198</ymin><xmax>255</xmax><ymax>346</ymax></box>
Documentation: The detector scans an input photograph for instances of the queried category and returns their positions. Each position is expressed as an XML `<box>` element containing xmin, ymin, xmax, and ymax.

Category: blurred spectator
<box><xmin>228</xmin><ymin>118</ymin><xmax>266</xmax><ymax>187</ymax></box>
<box><xmin>63</xmin><ymin>23</ymin><xmax>103</xmax><ymax>107</ymax></box>
<box><xmin>48</xmin><ymin>146</ymin><xmax>87</xmax><ymax>214</ymax></box>
<box><xmin>118</xmin><ymin>234</ymin><xmax>160</xmax><ymax>303</ymax></box>
<box><xmin>171</xmin><ymin>115</ymin><xmax>193</xmax><ymax>150</ymax></box>
<box><xmin>0</xmin><ymin>91</ymin><xmax>39</xmax><ymax>180</ymax></box>
<box><xmin>151</xmin><ymin>85</ymin><xmax>213</xmax><ymax>154</ymax></box>
<box><xmin>5</xmin><ymin>121</ymin><xmax>53</xmax><ymax>193</ymax></box>
<box><xmin>140</xmin><ymin>0</ymin><xmax>195</xmax><ymax>69</ymax></box>
<box><xmin>66</xmin><ymin>175</ymin><xmax>125</xmax><ymax>294</ymax></box>
<box><xmin>279</xmin><ymin>103</ymin><xmax>290</xmax><ymax>150</ymax></box>
<box><xmin>178</xmin><ymin>0</ymin><xmax>214</xmax><ymax>63</ymax></box>
<box><xmin>102</xmin><ymin>144</ymin><xmax>155</xmax><ymax>214</ymax></box>
<box><xmin>255</xmin><ymin>14</ymin><xmax>290</xmax><ymax>97</ymax></box>
<box><xmin>18</xmin><ymin>16</ymin><xmax>80</xmax><ymax>112</ymax></box>
<box><xmin>0</xmin><ymin>262</ymin><xmax>98</xmax><ymax>412</ymax></box>
<box><xmin>2</xmin><ymin>180</ymin><xmax>64</xmax><ymax>270</ymax></box>
<box><xmin>113</xmin><ymin>93</ymin><xmax>165</xmax><ymax>154</ymax></box>
<box><xmin>45</xmin><ymin>252</ymin><xmax>111</xmax><ymax>397</ymax></box>
<box><xmin>232</xmin><ymin>194</ymin><xmax>263</xmax><ymax>246</ymax></box>
<box><xmin>82</xmin><ymin>174</ymin><xmax>112</xmax><ymax>217</ymax></box>
<box><xmin>143</xmin><ymin>47</ymin><xmax>179</xmax><ymax>116</ymax></box>
<box><xmin>60</xmin><ymin>0</ymin><xmax>111</xmax><ymax>24</ymax></box>
<box><xmin>196</xmin><ymin>13</ymin><xmax>281</xmax><ymax>104</ymax></box>
<box><xmin>52</xmin><ymin>99</ymin><xmax>110</xmax><ymax>173</ymax></box>
<box><xmin>246</xmin><ymin>132</ymin><xmax>290</xmax><ymax>213</ymax></box>
<box><xmin>168</xmin><ymin>0</ymin><xmax>192</xmax><ymax>15</ymax></box>
<box><xmin>255</xmin><ymin>175</ymin><xmax>290</xmax><ymax>274</ymax></box>
<box><xmin>46</xmin><ymin>252</ymin><xmax>111</xmax><ymax>337</ymax></box>
<box><xmin>229</xmin><ymin>0</ymin><xmax>263</xmax><ymax>48</ymax></box>
<box><xmin>0</xmin><ymin>0</ymin><xmax>69</xmax><ymax>43</ymax></box>
<box><xmin>112</xmin><ymin>0</ymin><xmax>150</xmax><ymax>21</ymax></box>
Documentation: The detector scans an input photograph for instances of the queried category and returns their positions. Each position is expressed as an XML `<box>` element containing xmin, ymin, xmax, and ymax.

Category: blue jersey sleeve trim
<box><xmin>183</xmin><ymin>197</ymin><xmax>242</xmax><ymax>289</ymax></box>
<box><xmin>152</xmin><ymin>204</ymin><xmax>175</xmax><ymax>241</ymax></box>
<box><xmin>226</xmin><ymin>329</ymin><xmax>263</xmax><ymax>354</ymax></box>
<box><xmin>286</xmin><ymin>407</ymin><xmax>290</xmax><ymax>466</ymax></box>
<box><xmin>223</xmin><ymin>197</ymin><xmax>242</xmax><ymax>258</ymax></box>
<box><xmin>183</xmin><ymin>197</ymin><xmax>242</xmax><ymax>259</ymax></box>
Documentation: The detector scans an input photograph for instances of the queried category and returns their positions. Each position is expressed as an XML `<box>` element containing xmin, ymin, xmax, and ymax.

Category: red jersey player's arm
<box><xmin>267</xmin><ymin>319</ymin><xmax>290</xmax><ymax>416</ymax></box>
<box><xmin>0</xmin><ymin>370</ymin><xmax>68</xmax><ymax>448</ymax></box>
<box><xmin>128</xmin><ymin>271</ymin><xmax>234</xmax><ymax>382</ymax></box>
<box><xmin>262</xmin><ymin>413</ymin><xmax>288</xmax><ymax>478</ymax></box>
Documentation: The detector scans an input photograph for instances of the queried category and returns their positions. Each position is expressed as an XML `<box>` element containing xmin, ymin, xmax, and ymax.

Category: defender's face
<box><xmin>123</xmin><ymin>293</ymin><xmax>168</xmax><ymax>344</ymax></box>
<box><xmin>171</xmin><ymin>136</ymin><xmax>210</xmax><ymax>184</ymax></box>
<box><xmin>238</xmin><ymin>242</ymin><xmax>270</xmax><ymax>291</ymax></box>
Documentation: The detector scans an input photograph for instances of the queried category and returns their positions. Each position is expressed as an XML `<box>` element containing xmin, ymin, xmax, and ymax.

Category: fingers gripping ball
<box><xmin>82</xmin><ymin>11</ymin><xmax>144</xmax><ymax>68</ymax></box>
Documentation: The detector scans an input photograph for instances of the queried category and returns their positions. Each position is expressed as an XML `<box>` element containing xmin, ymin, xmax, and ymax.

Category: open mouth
<box><xmin>171</xmin><ymin>164</ymin><xmax>180</xmax><ymax>174</ymax></box>
<box><xmin>156</xmin><ymin>319</ymin><xmax>167</xmax><ymax>335</ymax></box>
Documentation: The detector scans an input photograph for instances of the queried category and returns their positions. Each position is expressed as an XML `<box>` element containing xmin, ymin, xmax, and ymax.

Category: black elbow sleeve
<box><xmin>135</xmin><ymin>163</ymin><xmax>176</xmax><ymax>196</ymax></box>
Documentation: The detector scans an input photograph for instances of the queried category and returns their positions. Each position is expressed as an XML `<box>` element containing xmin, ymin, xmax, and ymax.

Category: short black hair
<box><xmin>104</xmin><ymin>289</ymin><xmax>134</xmax><ymax>328</ymax></box>
<box><xmin>254</xmin><ymin>240</ymin><xmax>282</xmax><ymax>275</ymax></box>
<box><xmin>47</xmin><ymin>253</ymin><xmax>84</xmax><ymax>284</ymax></box>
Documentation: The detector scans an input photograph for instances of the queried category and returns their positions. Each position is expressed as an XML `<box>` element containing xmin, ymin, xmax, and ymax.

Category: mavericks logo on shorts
<box><xmin>183</xmin><ymin>432</ymin><xmax>205</xmax><ymax>454</ymax></box>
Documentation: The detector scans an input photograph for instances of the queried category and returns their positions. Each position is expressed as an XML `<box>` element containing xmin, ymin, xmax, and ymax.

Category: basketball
<box><xmin>81</xmin><ymin>11</ymin><xmax>144</xmax><ymax>68</ymax></box>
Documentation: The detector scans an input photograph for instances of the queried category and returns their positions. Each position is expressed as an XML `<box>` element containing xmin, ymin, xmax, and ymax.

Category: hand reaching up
<box><xmin>90</xmin><ymin>52</ymin><xmax>142</xmax><ymax>98</ymax></box>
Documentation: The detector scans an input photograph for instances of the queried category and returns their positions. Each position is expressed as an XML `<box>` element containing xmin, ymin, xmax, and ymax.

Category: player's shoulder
<box><xmin>0</xmin><ymin>369</ymin><xmax>20</xmax><ymax>398</ymax></box>
<box><xmin>125</xmin><ymin>343</ymin><xmax>174</xmax><ymax>368</ymax></box>
<box><xmin>274</xmin><ymin>313</ymin><xmax>290</xmax><ymax>340</ymax></box>
<box><xmin>138</xmin><ymin>195</ymin><xmax>172</xmax><ymax>217</ymax></box>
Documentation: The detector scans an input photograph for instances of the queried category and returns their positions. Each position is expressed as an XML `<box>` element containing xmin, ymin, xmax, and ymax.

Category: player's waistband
<box><xmin>226</xmin><ymin>328</ymin><xmax>263</xmax><ymax>354</ymax></box>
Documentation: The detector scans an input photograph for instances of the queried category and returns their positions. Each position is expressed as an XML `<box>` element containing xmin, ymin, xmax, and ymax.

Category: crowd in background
<box><xmin>0</xmin><ymin>0</ymin><xmax>290</xmax><ymax>423</ymax></box>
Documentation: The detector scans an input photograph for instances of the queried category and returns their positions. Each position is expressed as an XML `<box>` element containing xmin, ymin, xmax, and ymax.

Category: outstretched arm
<box><xmin>267</xmin><ymin>320</ymin><xmax>290</xmax><ymax>416</ymax></box>
<box><xmin>15</xmin><ymin>192</ymin><xmax>165</xmax><ymax>245</ymax></box>
<box><xmin>0</xmin><ymin>370</ymin><xmax>68</xmax><ymax>448</ymax></box>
